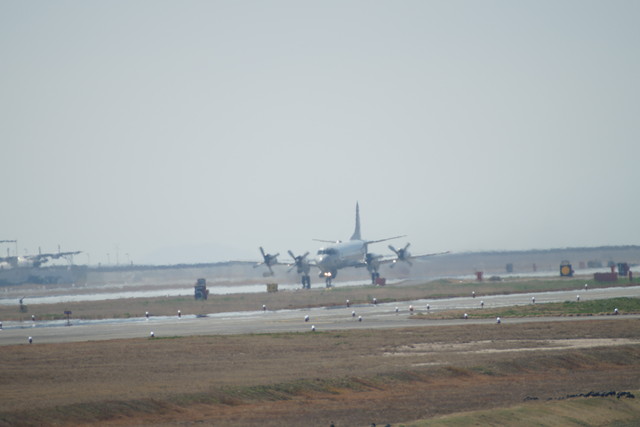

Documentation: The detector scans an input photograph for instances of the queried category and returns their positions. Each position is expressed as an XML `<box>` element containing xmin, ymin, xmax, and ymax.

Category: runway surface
<box><xmin>2</xmin><ymin>285</ymin><xmax>639</xmax><ymax>346</ymax></box>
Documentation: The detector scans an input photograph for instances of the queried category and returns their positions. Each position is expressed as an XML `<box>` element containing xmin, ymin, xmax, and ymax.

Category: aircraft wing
<box><xmin>314</xmin><ymin>235</ymin><xmax>407</xmax><ymax>246</ymax></box>
<box><xmin>46</xmin><ymin>251</ymin><xmax>82</xmax><ymax>260</ymax></box>
<box><xmin>352</xmin><ymin>261</ymin><xmax>372</xmax><ymax>269</ymax></box>
<box><xmin>380</xmin><ymin>249</ymin><xmax>450</xmax><ymax>267</ymax></box>
<box><xmin>414</xmin><ymin>250</ymin><xmax>451</xmax><ymax>258</ymax></box>
<box><xmin>365</xmin><ymin>235</ymin><xmax>406</xmax><ymax>245</ymax></box>
<box><xmin>287</xmin><ymin>260</ymin><xmax>320</xmax><ymax>270</ymax></box>
<box><xmin>312</xmin><ymin>239</ymin><xmax>340</xmax><ymax>244</ymax></box>
<box><xmin>29</xmin><ymin>253</ymin><xmax>58</xmax><ymax>262</ymax></box>
<box><xmin>29</xmin><ymin>253</ymin><xmax>59</xmax><ymax>262</ymax></box>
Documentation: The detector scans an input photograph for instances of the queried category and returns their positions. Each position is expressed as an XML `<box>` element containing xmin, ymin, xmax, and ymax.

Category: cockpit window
<box><xmin>317</xmin><ymin>248</ymin><xmax>337</xmax><ymax>256</ymax></box>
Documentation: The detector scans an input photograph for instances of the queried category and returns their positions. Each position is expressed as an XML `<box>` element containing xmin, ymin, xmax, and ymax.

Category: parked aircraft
<box><xmin>0</xmin><ymin>250</ymin><xmax>81</xmax><ymax>270</ymax></box>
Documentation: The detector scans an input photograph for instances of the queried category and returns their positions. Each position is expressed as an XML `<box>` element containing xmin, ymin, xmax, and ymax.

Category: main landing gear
<box><xmin>371</xmin><ymin>272</ymin><xmax>380</xmax><ymax>284</ymax></box>
<box><xmin>301</xmin><ymin>275</ymin><xmax>311</xmax><ymax>289</ymax></box>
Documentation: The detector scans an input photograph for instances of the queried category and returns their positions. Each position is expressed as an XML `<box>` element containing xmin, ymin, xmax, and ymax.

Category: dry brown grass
<box><xmin>1</xmin><ymin>318</ymin><xmax>639</xmax><ymax>426</ymax></box>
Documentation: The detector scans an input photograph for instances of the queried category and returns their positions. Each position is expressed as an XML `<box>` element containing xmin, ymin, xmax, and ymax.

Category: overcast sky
<box><xmin>2</xmin><ymin>1</ymin><xmax>639</xmax><ymax>266</ymax></box>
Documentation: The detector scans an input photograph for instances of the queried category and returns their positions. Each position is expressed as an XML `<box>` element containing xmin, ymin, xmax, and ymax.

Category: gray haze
<box><xmin>2</xmin><ymin>1</ymin><xmax>639</xmax><ymax>265</ymax></box>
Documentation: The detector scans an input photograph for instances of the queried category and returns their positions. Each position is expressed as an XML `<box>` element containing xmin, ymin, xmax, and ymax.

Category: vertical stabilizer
<box><xmin>350</xmin><ymin>202</ymin><xmax>362</xmax><ymax>241</ymax></box>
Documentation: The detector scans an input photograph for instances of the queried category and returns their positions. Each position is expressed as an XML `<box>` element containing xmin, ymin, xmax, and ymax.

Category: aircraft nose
<box><xmin>316</xmin><ymin>254</ymin><xmax>330</xmax><ymax>268</ymax></box>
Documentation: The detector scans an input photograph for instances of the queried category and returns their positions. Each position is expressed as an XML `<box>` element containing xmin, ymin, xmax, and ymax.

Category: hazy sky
<box><xmin>2</xmin><ymin>1</ymin><xmax>639</xmax><ymax>265</ymax></box>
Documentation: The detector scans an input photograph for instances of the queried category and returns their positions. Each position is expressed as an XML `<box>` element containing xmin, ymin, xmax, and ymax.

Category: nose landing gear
<box><xmin>321</xmin><ymin>271</ymin><xmax>337</xmax><ymax>288</ymax></box>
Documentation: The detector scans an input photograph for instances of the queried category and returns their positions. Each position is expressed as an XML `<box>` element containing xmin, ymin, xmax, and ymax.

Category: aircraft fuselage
<box><xmin>316</xmin><ymin>240</ymin><xmax>367</xmax><ymax>278</ymax></box>
<box><xmin>0</xmin><ymin>256</ymin><xmax>42</xmax><ymax>269</ymax></box>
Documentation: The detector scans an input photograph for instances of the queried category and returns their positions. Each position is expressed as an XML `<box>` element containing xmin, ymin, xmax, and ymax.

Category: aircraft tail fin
<box><xmin>350</xmin><ymin>202</ymin><xmax>361</xmax><ymax>241</ymax></box>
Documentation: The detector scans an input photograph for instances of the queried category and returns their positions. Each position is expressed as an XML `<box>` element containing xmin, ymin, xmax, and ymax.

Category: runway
<box><xmin>2</xmin><ymin>285</ymin><xmax>639</xmax><ymax>346</ymax></box>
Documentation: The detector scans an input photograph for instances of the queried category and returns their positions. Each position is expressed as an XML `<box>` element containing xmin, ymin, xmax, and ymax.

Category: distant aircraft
<box><xmin>0</xmin><ymin>250</ymin><xmax>81</xmax><ymax>270</ymax></box>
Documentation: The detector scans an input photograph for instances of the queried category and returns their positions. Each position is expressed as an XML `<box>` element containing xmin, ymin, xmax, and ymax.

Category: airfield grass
<box><xmin>2</xmin><ymin>277</ymin><xmax>635</xmax><ymax>322</ymax></box>
<box><xmin>413</xmin><ymin>297</ymin><xmax>640</xmax><ymax>320</ymax></box>
<box><xmin>403</xmin><ymin>394</ymin><xmax>640</xmax><ymax>427</ymax></box>
<box><xmin>1</xmin><ymin>318</ymin><xmax>639</xmax><ymax>426</ymax></box>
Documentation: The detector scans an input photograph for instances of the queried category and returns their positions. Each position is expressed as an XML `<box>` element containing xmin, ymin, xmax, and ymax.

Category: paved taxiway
<box><xmin>2</xmin><ymin>285</ymin><xmax>639</xmax><ymax>346</ymax></box>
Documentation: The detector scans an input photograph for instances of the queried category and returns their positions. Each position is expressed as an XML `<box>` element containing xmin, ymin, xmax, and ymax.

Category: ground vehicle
<box><xmin>194</xmin><ymin>278</ymin><xmax>209</xmax><ymax>300</ymax></box>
